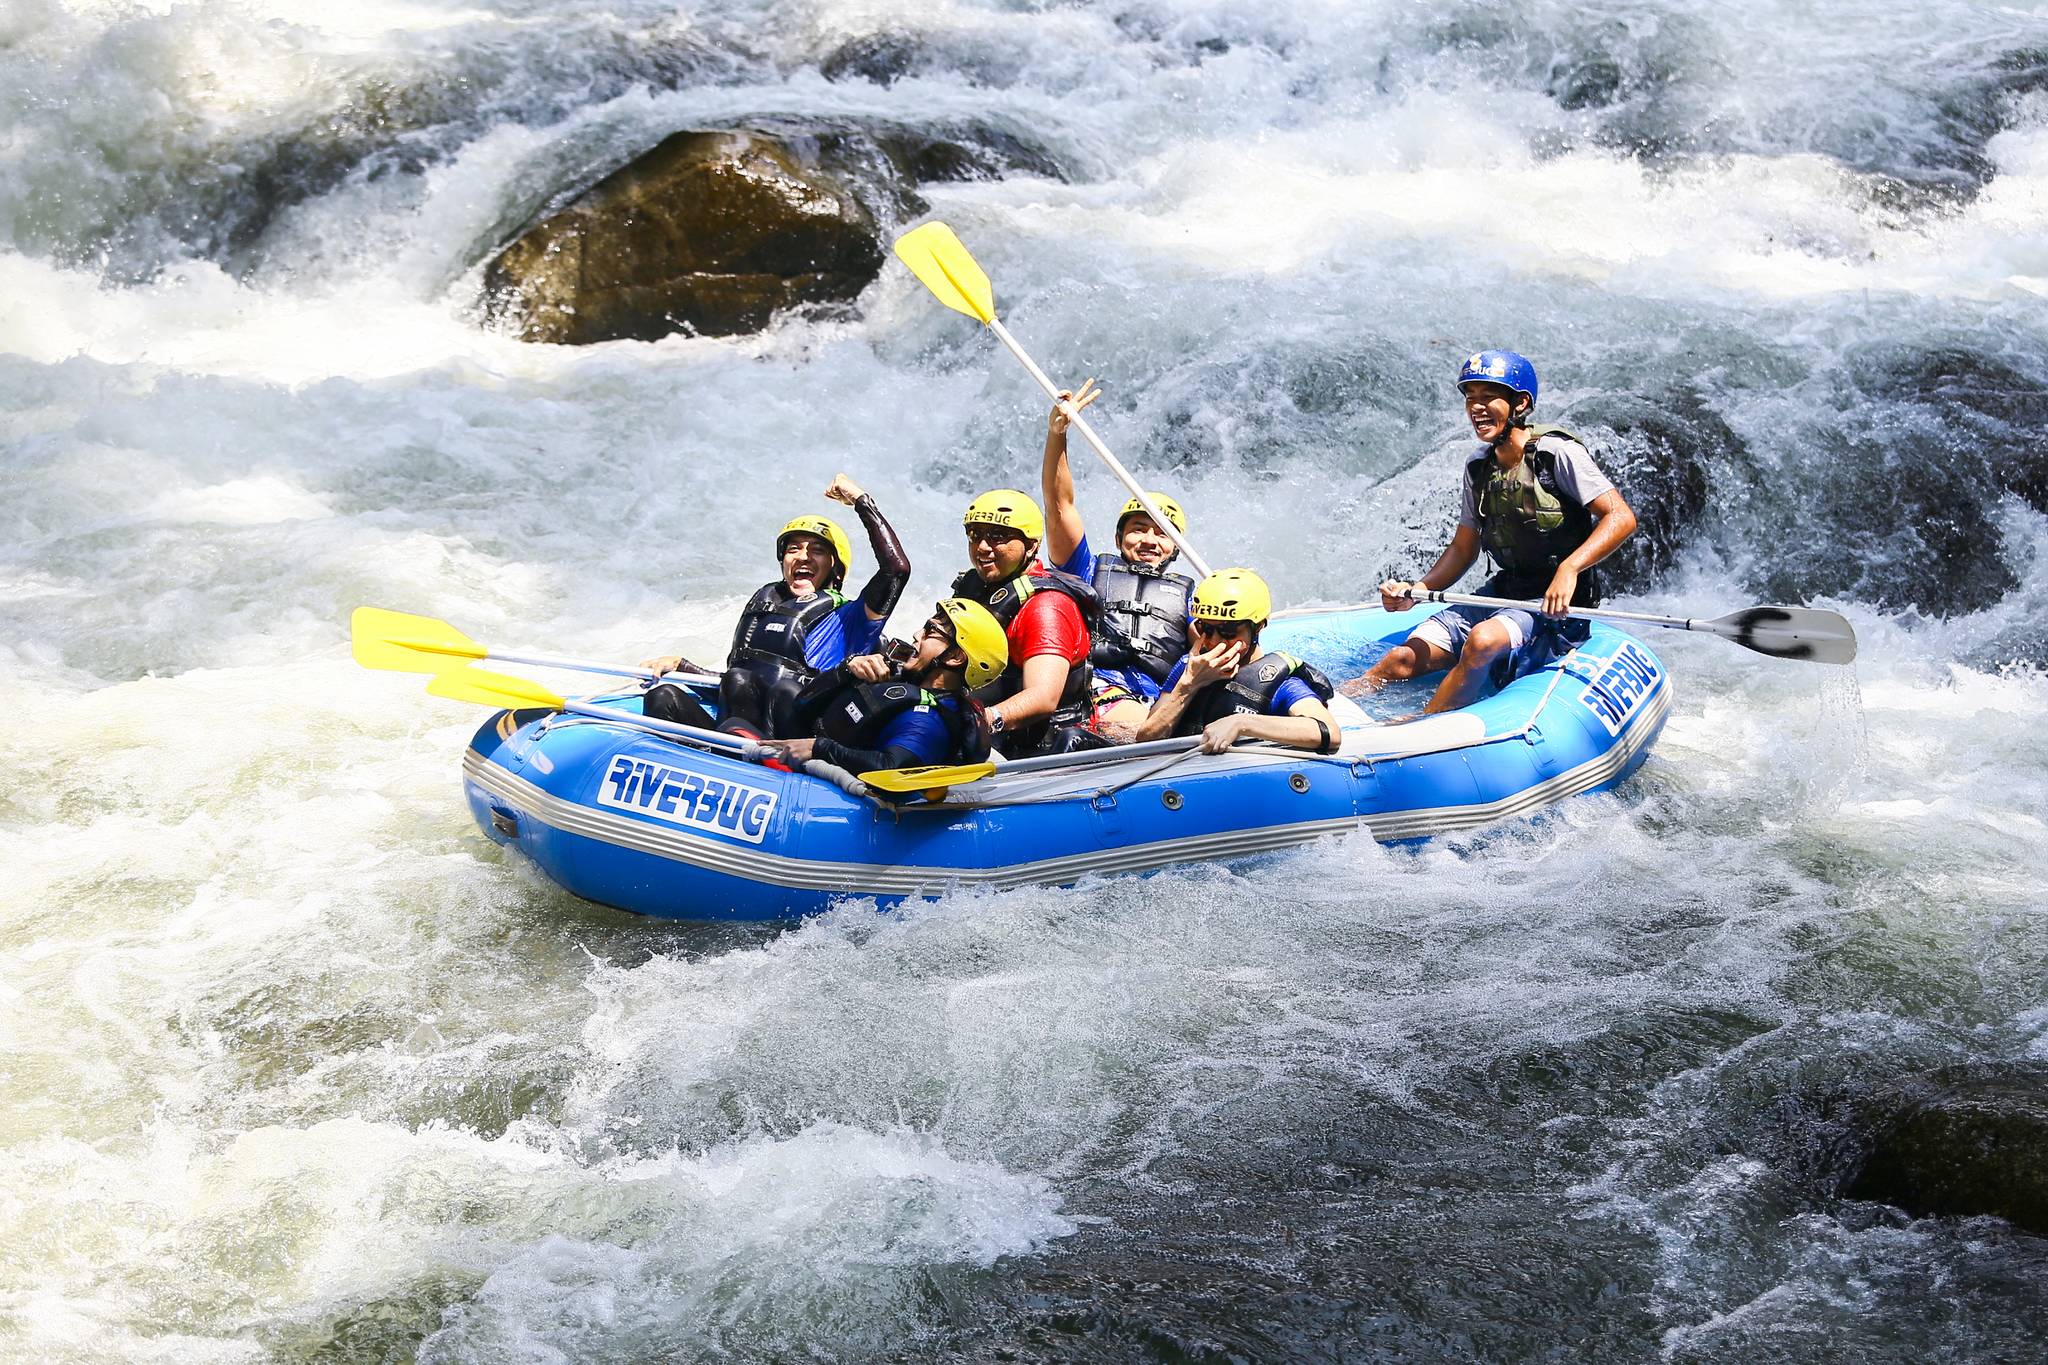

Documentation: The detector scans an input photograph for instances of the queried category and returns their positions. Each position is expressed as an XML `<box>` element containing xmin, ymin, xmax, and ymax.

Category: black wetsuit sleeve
<box><xmin>786</xmin><ymin>664</ymin><xmax>856</xmax><ymax>735</ymax></box>
<box><xmin>852</xmin><ymin>493</ymin><xmax>910</xmax><ymax>617</ymax></box>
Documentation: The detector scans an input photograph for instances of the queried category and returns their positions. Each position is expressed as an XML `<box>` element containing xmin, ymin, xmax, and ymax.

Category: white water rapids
<box><xmin>3</xmin><ymin>1</ymin><xmax>2047</xmax><ymax>1359</ymax></box>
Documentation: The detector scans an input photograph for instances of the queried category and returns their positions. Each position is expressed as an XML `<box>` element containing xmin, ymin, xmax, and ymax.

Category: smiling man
<box><xmin>1340</xmin><ymin>350</ymin><xmax>1637</xmax><ymax>714</ymax></box>
<box><xmin>642</xmin><ymin>472</ymin><xmax>911</xmax><ymax>738</ymax></box>
<box><xmin>1135</xmin><ymin>568</ymin><xmax>1339</xmax><ymax>755</ymax></box>
<box><xmin>948</xmin><ymin>488</ymin><xmax>1105</xmax><ymax>756</ymax></box>
<box><xmin>1038</xmin><ymin>381</ymin><xmax>1196</xmax><ymax>738</ymax></box>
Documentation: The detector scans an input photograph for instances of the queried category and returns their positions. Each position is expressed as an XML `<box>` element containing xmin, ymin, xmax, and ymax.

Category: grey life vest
<box><xmin>1088</xmin><ymin>553</ymin><xmax>1194</xmax><ymax>685</ymax></box>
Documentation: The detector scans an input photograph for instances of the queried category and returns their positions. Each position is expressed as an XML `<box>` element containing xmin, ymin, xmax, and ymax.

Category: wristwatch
<box><xmin>988</xmin><ymin>711</ymin><xmax>1007</xmax><ymax>734</ymax></box>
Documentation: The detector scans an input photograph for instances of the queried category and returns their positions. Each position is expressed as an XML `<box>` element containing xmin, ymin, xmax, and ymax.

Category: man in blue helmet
<box><xmin>1340</xmin><ymin>350</ymin><xmax>1637</xmax><ymax>714</ymax></box>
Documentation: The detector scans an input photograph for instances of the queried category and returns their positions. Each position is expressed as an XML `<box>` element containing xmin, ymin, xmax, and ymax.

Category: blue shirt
<box><xmin>876</xmin><ymin>697</ymin><xmax>957</xmax><ymax>766</ymax></box>
<box><xmin>1057</xmin><ymin>533</ymin><xmax>1162</xmax><ymax>703</ymax></box>
<box><xmin>1160</xmin><ymin>655</ymin><xmax>1317</xmax><ymax>716</ymax></box>
<box><xmin>802</xmin><ymin>598</ymin><xmax>885</xmax><ymax>671</ymax></box>
<box><xmin>1055</xmin><ymin>533</ymin><xmax>1100</xmax><ymax>583</ymax></box>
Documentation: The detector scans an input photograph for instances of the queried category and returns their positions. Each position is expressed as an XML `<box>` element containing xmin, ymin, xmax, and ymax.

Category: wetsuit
<box><xmin>646</xmin><ymin>494</ymin><xmax>910</xmax><ymax>738</ymax></box>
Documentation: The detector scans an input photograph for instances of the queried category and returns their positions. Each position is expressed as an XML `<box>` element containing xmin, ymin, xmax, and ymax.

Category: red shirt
<box><xmin>1009</xmin><ymin>566</ymin><xmax>1089</xmax><ymax>665</ymax></box>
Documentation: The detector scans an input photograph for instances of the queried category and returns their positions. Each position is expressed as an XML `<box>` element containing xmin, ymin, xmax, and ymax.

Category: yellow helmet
<box><xmin>935</xmin><ymin>597</ymin><xmax>1009</xmax><ymax>689</ymax></box>
<box><xmin>1116</xmin><ymin>491</ymin><xmax>1187</xmax><ymax>535</ymax></box>
<box><xmin>962</xmin><ymin>489</ymin><xmax>1044</xmax><ymax>543</ymax></box>
<box><xmin>776</xmin><ymin>515</ymin><xmax>853</xmax><ymax>586</ymax></box>
<box><xmin>1190</xmin><ymin>568</ymin><xmax>1272</xmax><ymax>625</ymax></box>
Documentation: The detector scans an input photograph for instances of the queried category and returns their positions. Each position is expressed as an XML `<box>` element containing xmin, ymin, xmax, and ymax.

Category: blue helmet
<box><xmin>1457</xmin><ymin>350</ymin><xmax>1538</xmax><ymax>413</ymax></box>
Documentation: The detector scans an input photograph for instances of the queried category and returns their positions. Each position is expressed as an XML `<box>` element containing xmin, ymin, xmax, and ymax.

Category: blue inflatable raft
<box><xmin>459</xmin><ymin>606</ymin><xmax>1672</xmax><ymax>921</ymax></box>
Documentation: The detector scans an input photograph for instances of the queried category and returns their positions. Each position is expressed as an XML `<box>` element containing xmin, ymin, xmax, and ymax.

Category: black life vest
<box><xmin>727</xmin><ymin>583</ymin><xmax>846</xmax><ymax>678</ymax></box>
<box><xmin>949</xmin><ymin>563</ymin><xmax>1101</xmax><ymax>756</ymax></box>
<box><xmin>1172</xmin><ymin>651</ymin><xmax>1336</xmax><ymax>737</ymax></box>
<box><xmin>1088</xmin><ymin>553</ymin><xmax>1194</xmax><ymax>685</ymax></box>
<box><xmin>1464</xmin><ymin>426</ymin><xmax>1600</xmax><ymax>605</ymax></box>
<box><xmin>814</xmin><ymin>675</ymin><xmax>986</xmax><ymax>766</ymax></box>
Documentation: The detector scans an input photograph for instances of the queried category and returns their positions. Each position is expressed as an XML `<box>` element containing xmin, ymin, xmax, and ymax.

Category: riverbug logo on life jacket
<box><xmin>1569</xmin><ymin>639</ymin><xmax>1662</xmax><ymax>736</ymax></box>
<box><xmin>1174</xmin><ymin>651</ymin><xmax>1336</xmax><ymax>736</ymax></box>
<box><xmin>597</xmin><ymin>755</ymin><xmax>778</xmax><ymax>844</ymax></box>
<box><xmin>1466</xmin><ymin>425</ymin><xmax>1599</xmax><ymax>604</ymax></box>
<box><xmin>728</xmin><ymin>583</ymin><xmax>847</xmax><ymax>673</ymax></box>
<box><xmin>1089</xmin><ymin>553</ymin><xmax>1194</xmax><ymax>685</ymax></box>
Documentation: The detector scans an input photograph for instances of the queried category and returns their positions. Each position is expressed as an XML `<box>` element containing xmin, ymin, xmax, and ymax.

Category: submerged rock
<box><xmin>482</xmin><ymin>129</ymin><xmax>886</xmax><ymax>344</ymax></box>
<box><xmin>1556</xmin><ymin>389</ymin><xmax>1729</xmax><ymax>595</ymax></box>
<box><xmin>1844</xmin><ymin>1066</ymin><xmax>2048</xmax><ymax>1235</ymax></box>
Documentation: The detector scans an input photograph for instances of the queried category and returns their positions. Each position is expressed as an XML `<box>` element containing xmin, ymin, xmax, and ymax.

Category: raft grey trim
<box><xmin>461</xmin><ymin>682</ymin><xmax>1668</xmax><ymax>896</ymax></box>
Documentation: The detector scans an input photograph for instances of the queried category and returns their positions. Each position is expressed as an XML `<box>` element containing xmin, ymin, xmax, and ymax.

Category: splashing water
<box><xmin>3</xmin><ymin>0</ymin><xmax>2047</xmax><ymax>1359</ymax></box>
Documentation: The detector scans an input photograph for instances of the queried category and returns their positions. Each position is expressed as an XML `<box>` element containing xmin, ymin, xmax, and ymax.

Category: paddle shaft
<box><xmin>1411</xmin><ymin>588</ymin><xmax>1720</xmax><ymax>633</ymax></box>
<box><xmin>987</xmin><ymin>319</ymin><xmax>1215</xmax><ymax>580</ymax></box>
<box><xmin>555</xmin><ymin>699</ymin><xmax>759</xmax><ymax>755</ymax></box>
<box><xmin>487</xmin><ymin>649</ymin><xmax>719</xmax><ymax>686</ymax></box>
<box><xmin>1277</xmin><ymin>590</ymin><xmax>1691</xmax><ymax>631</ymax></box>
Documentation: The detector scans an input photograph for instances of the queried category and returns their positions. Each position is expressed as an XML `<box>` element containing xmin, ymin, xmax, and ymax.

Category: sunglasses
<box><xmin>965</xmin><ymin>526</ymin><xmax>1024</xmax><ymax>546</ymax></box>
<box><xmin>1192</xmin><ymin>620</ymin><xmax>1252</xmax><ymax>641</ymax></box>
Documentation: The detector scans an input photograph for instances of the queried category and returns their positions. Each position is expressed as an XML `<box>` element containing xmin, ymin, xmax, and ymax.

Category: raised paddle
<box><xmin>1274</xmin><ymin>590</ymin><xmax>1858</xmax><ymax>665</ymax></box>
<box><xmin>353</xmin><ymin>607</ymin><xmax>719</xmax><ymax>684</ymax></box>
<box><xmin>892</xmin><ymin>221</ymin><xmax>1215</xmax><ymax>580</ymax></box>
<box><xmin>424</xmin><ymin>664</ymin><xmax>758</xmax><ymax>754</ymax></box>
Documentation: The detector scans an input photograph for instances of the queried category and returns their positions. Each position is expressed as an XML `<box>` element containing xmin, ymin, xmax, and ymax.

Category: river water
<box><xmin>4</xmin><ymin>1</ymin><xmax>2047</xmax><ymax>1360</ymax></box>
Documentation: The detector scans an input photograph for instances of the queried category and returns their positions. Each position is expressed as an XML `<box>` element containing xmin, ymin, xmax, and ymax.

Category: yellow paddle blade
<box><xmin>425</xmin><ymin>664</ymin><xmax>566</xmax><ymax>712</ymax></box>
<box><xmin>352</xmin><ymin>606</ymin><xmax>487</xmax><ymax>673</ymax></box>
<box><xmin>892</xmin><ymin>222</ymin><xmax>995</xmax><ymax>324</ymax></box>
<box><xmin>858</xmin><ymin>760</ymin><xmax>997</xmax><ymax>794</ymax></box>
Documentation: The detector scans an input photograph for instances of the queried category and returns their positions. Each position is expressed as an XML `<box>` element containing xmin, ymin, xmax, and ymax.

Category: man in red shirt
<box><xmin>946</xmin><ymin>489</ymin><xmax>1104</xmax><ymax>756</ymax></box>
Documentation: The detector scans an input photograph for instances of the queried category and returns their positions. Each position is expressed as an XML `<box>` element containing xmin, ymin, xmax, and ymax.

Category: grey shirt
<box><xmin>1458</xmin><ymin>436</ymin><xmax>1616</xmax><ymax>531</ymax></box>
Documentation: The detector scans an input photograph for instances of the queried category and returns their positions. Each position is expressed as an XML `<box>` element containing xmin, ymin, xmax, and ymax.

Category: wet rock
<box><xmin>1845</xmin><ymin>1066</ymin><xmax>2048</xmax><ymax>1235</ymax></box>
<box><xmin>481</xmin><ymin>116</ymin><xmax>1062</xmax><ymax>344</ymax></box>
<box><xmin>1852</xmin><ymin>343</ymin><xmax>2048</xmax><ymax>514</ymax></box>
<box><xmin>482</xmin><ymin>129</ymin><xmax>886</xmax><ymax>344</ymax></box>
<box><xmin>819</xmin><ymin>30</ymin><xmax>927</xmax><ymax>86</ymax></box>
<box><xmin>1554</xmin><ymin>389</ymin><xmax>1728</xmax><ymax>594</ymax></box>
<box><xmin>1757</xmin><ymin>431</ymin><xmax>2017</xmax><ymax>616</ymax></box>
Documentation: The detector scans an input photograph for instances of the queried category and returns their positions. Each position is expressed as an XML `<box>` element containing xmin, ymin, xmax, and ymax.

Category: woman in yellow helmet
<box><xmin>1136</xmin><ymin>568</ymin><xmax>1341</xmax><ymax>755</ymax></box>
<box><xmin>643</xmin><ymin>472</ymin><xmax>911</xmax><ymax>737</ymax></box>
<box><xmin>1039</xmin><ymin>382</ymin><xmax>1196</xmax><ymax>736</ymax></box>
<box><xmin>762</xmin><ymin>598</ymin><xmax>1008</xmax><ymax>792</ymax></box>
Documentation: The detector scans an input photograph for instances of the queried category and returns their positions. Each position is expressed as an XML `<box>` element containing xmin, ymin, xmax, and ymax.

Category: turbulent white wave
<box><xmin>3</xmin><ymin>0</ymin><xmax>2047</xmax><ymax>1359</ymax></box>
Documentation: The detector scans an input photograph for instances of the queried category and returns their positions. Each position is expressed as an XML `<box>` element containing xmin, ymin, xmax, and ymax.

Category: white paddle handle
<box><xmin>988</xmin><ymin>318</ymin><xmax>1215</xmax><ymax>580</ymax></box>
<box><xmin>1410</xmin><ymin>588</ymin><xmax>1688</xmax><ymax>631</ymax></box>
<box><xmin>486</xmin><ymin>649</ymin><xmax>721</xmax><ymax>686</ymax></box>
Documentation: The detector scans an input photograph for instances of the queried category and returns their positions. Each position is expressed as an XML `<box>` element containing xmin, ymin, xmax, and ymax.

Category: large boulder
<box><xmin>1543</xmin><ymin>387</ymin><xmax>1731</xmax><ymax>595</ymax></box>
<box><xmin>1844</xmin><ymin>1066</ymin><xmax>2048</xmax><ymax>1235</ymax></box>
<box><xmin>482</xmin><ymin>129</ymin><xmax>887</xmax><ymax>344</ymax></box>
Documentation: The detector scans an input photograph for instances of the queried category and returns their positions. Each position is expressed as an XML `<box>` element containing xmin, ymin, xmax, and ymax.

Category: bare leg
<box><xmin>1424</xmin><ymin>619</ymin><xmax>1515</xmax><ymax>714</ymax></box>
<box><xmin>1092</xmin><ymin>696</ymin><xmax>1151</xmax><ymax>743</ymax></box>
<box><xmin>1340</xmin><ymin>638</ymin><xmax>1455</xmax><ymax>698</ymax></box>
